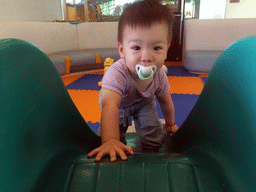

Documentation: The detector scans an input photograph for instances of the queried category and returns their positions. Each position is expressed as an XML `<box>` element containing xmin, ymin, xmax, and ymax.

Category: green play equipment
<box><xmin>1</xmin><ymin>36</ymin><xmax>256</xmax><ymax>191</ymax></box>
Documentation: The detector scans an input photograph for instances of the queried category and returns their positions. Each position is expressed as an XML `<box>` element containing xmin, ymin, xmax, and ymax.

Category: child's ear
<box><xmin>165</xmin><ymin>43</ymin><xmax>171</xmax><ymax>60</ymax></box>
<box><xmin>167</xmin><ymin>43</ymin><xmax>171</xmax><ymax>49</ymax></box>
<box><xmin>117</xmin><ymin>42</ymin><xmax>125</xmax><ymax>59</ymax></box>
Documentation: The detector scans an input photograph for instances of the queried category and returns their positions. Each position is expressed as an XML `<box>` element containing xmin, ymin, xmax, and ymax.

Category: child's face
<box><xmin>118</xmin><ymin>22</ymin><xmax>170</xmax><ymax>80</ymax></box>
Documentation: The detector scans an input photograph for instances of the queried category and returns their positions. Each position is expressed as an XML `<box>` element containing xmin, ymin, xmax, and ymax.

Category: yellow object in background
<box><xmin>98</xmin><ymin>57</ymin><xmax>114</xmax><ymax>87</ymax></box>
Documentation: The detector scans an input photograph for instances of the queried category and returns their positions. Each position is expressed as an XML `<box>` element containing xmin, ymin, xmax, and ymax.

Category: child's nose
<box><xmin>141</xmin><ymin>50</ymin><xmax>153</xmax><ymax>63</ymax></box>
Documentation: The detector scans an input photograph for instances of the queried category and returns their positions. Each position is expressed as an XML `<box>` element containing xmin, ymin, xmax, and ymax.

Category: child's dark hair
<box><xmin>118</xmin><ymin>0</ymin><xmax>173</xmax><ymax>43</ymax></box>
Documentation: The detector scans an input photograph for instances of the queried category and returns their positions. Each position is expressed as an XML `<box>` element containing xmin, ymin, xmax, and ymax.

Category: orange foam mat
<box><xmin>67</xmin><ymin>90</ymin><xmax>101</xmax><ymax>123</ymax></box>
<box><xmin>168</xmin><ymin>76</ymin><xmax>204</xmax><ymax>95</ymax></box>
<box><xmin>200</xmin><ymin>74</ymin><xmax>209</xmax><ymax>77</ymax></box>
<box><xmin>164</xmin><ymin>61</ymin><xmax>183</xmax><ymax>66</ymax></box>
<box><xmin>62</xmin><ymin>74</ymin><xmax>85</xmax><ymax>86</ymax></box>
<box><xmin>87</xmin><ymin>71</ymin><xmax>104</xmax><ymax>75</ymax></box>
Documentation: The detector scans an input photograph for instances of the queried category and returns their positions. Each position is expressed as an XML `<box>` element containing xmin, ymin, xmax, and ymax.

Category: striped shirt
<box><xmin>99</xmin><ymin>59</ymin><xmax>170</xmax><ymax>109</ymax></box>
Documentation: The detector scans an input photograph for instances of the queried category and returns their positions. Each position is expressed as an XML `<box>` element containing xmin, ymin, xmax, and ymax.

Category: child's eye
<box><xmin>132</xmin><ymin>46</ymin><xmax>141</xmax><ymax>50</ymax></box>
<box><xmin>154</xmin><ymin>46</ymin><xmax>162</xmax><ymax>50</ymax></box>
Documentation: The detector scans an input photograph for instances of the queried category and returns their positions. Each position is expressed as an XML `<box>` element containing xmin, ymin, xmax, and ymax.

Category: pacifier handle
<box><xmin>135</xmin><ymin>65</ymin><xmax>157</xmax><ymax>81</ymax></box>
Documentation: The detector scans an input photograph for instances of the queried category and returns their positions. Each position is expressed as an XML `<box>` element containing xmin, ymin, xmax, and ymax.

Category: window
<box><xmin>185</xmin><ymin>0</ymin><xmax>256</xmax><ymax>20</ymax></box>
<box><xmin>63</xmin><ymin>0</ymin><xmax>256</xmax><ymax>22</ymax></box>
<box><xmin>63</xmin><ymin>0</ymin><xmax>179</xmax><ymax>22</ymax></box>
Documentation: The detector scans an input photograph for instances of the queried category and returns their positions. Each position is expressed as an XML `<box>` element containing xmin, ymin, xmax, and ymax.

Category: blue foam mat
<box><xmin>88</xmin><ymin>94</ymin><xmax>199</xmax><ymax>133</ymax></box>
<box><xmin>167</xmin><ymin>66</ymin><xmax>199</xmax><ymax>77</ymax></box>
<box><xmin>66</xmin><ymin>74</ymin><xmax>103</xmax><ymax>90</ymax></box>
<box><xmin>67</xmin><ymin>67</ymin><xmax>198</xmax><ymax>91</ymax></box>
<box><xmin>67</xmin><ymin>66</ymin><xmax>200</xmax><ymax>133</ymax></box>
<box><xmin>156</xmin><ymin>94</ymin><xmax>199</xmax><ymax>127</ymax></box>
<box><xmin>202</xmin><ymin>77</ymin><xmax>208</xmax><ymax>84</ymax></box>
<box><xmin>87</xmin><ymin>121</ymin><xmax>101</xmax><ymax>133</ymax></box>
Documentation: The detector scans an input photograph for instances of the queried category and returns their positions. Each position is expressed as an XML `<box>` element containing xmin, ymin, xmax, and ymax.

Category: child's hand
<box><xmin>87</xmin><ymin>139</ymin><xmax>134</xmax><ymax>162</ymax></box>
<box><xmin>165</xmin><ymin>124</ymin><xmax>179</xmax><ymax>137</ymax></box>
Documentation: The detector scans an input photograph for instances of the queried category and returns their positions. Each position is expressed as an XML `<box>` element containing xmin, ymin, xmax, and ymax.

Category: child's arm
<box><xmin>87</xmin><ymin>88</ymin><xmax>134</xmax><ymax>161</ymax></box>
<box><xmin>157</xmin><ymin>93</ymin><xmax>179</xmax><ymax>135</ymax></box>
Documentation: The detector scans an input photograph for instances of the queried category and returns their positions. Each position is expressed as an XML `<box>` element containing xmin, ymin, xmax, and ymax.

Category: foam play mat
<box><xmin>62</xmin><ymin>66</ymin><xmax>207</xmax><ymax>132</ymax></box>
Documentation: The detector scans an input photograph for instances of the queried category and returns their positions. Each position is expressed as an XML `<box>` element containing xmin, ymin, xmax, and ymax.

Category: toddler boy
<box><xmin>88</xmin><ymin>0</ymin><xmax>179</xmax><ymax>162</ymax></box>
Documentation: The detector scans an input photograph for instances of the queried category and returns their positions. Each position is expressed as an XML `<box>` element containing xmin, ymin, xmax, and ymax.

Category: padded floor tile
<box><xmin>66</xmin><ymin>74</ymin><xmax>103</xmax><ymax>90</ymax></box>
<box><xmin>168</xmin><ymin>76</ymin><xmax>204</xmax><ymax>95</ymax></box>
<box><xmin>158</xmin><ymin>94</ymin><xmax>199</xmax><ymax>127</ymax></box>
<box><xmin>87</xmin><ymin>121</ymin><xmax>100</xmax><ymax>133</ymax></box>
<box><xmin>167</xmin><ymin>66</ymin><xmax>199</xmax><ymax>77</ymax></box>
<box><xmin>87</xmin><ymin>71</ymin><xmax>104</xmax><ymax>75</ymax></box>
<box><xmin>61</xmin><ymin>74</ymin><xmax>85</xmax><ymax>86</ymax></box>
<box><xmin>67</xmin><ymin>90</ymin><xmax>101</xmax><ymax>123</ymax></box>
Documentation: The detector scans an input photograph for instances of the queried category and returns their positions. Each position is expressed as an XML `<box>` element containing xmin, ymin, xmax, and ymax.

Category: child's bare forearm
<box><xmin>158</xmin><ymin>94</ymin><xmax>176</xmax><ymax>125</ymax></box>
<box><xmin>161</xmin><ymin>102</ymin><xmax>175</xmax><ymax>125</ymax></box>
<box><xmin>101</xmin><ymin>104</ymin><xmax>120</xmax><ymax>143</ymax></box>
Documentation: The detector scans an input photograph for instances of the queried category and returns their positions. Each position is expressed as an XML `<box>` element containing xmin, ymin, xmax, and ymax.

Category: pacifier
<box><xmin>135</xmin><ymin>64</ymin><xmax>157</xmax><ymax>81</ymax></box>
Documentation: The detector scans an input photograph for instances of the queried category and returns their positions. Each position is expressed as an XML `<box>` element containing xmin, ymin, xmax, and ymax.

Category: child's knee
<box><xmin>139</xmin><ymin>126</ymin><xmax>164</xmax><ymax>151</ymax></box>
<box><xmin>141</xmin><ymin>146</ymin><xmax>160</xmax><ymax>153</ymax></box>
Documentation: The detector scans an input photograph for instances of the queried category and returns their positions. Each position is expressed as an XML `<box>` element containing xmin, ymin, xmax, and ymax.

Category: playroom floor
<box><xmin>61</xmin><ymin>65</ymin><xmax>208</xmax><ymax>133</ymax></box>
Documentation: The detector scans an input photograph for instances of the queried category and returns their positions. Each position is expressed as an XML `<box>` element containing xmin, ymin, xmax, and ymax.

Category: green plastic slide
<box><xmin>1</xmin><ymin>36</ymin><xmax>255</xmax><ymax>191</ymax></box>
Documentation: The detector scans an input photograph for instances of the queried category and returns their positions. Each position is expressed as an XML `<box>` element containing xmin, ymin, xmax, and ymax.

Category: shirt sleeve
<box><xmin>101</xmin><ymin>64</ymin><xmax>128</xmax><ymax>96</ymax></box>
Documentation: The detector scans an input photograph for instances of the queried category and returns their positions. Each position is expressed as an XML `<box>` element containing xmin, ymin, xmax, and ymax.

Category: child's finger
<box><xmin>124</xmin><ymin>145</ymin><xmax>134</xmax><ymax>155</ymax></box>
<box><xmin>115</xmin><ymin>148</ymin><xmax>128</xmax><ymax>161</ymax></box>
<box><xmin>94</xmin><ymin>150</ymin><xmax>107</xmax><ymax>161</ymax></box>
<box><xmin>87</xmin><ymin>148</ymin><xmax>100</xmax><ymax>157</ymax></box>
<box><xmin>109</xmin><ymin>148</ymin><xmax>117</xmax><ymax>161</ymax></box>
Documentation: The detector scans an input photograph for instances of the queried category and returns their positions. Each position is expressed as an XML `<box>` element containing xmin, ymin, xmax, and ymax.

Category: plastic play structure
<box><xmin>1</xmin><ymin>36</ymin><xmax>256</xmax><ymax>191</ymax></box>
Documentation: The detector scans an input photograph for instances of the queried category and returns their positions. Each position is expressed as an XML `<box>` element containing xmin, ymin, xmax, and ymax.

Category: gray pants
<box><xmin>98</xmin><ymin>96</ymin><xmax>164</xmax><ymax>153</ymax></box>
